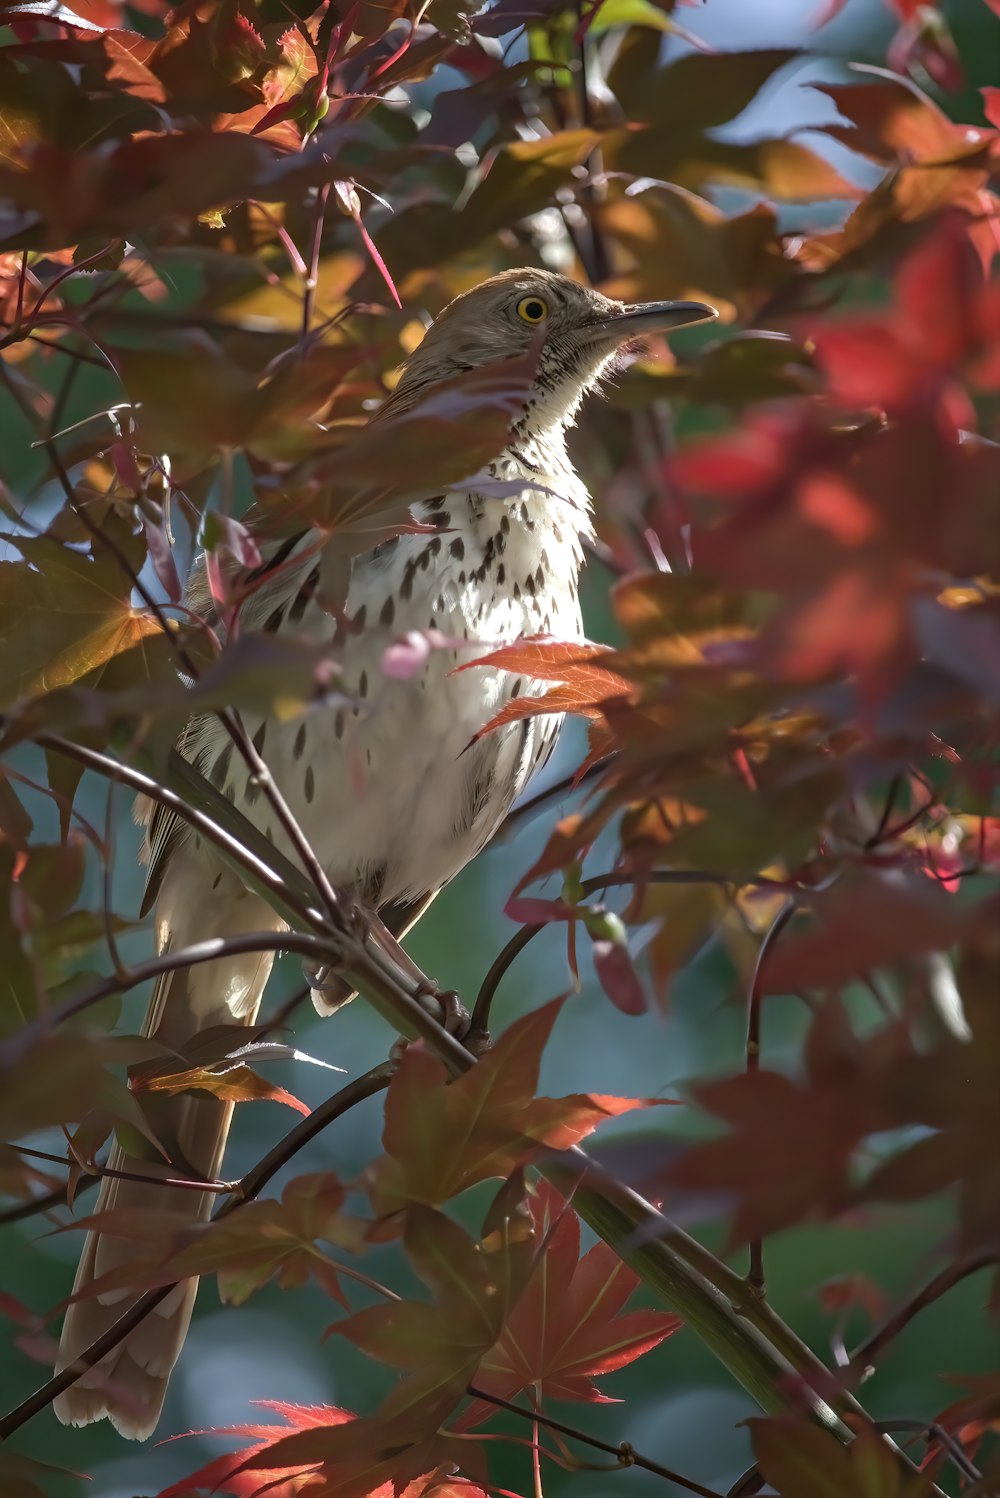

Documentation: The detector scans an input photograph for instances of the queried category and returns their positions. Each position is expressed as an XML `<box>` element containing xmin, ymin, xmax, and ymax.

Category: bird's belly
<box><xmin>227</xmin><ymin>510</ymin><xmax>582</xmax><ymax>905</ymax></box>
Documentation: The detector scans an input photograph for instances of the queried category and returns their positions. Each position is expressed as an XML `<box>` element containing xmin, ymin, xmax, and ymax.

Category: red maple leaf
<box><xmin>456</xmin><ymin>636</ymin><xmax>630</xmax><ymax>739</ymax></box>
<box><xmin>367</xmin><ymin>999</ymin><xmax>660</xmax><ymax>1212</ymax></box>
<box><xmin>810</xmin><ymin>212</ymin><xmax>1000</xmax><ymax>428</ymax></box>
<box><xmin>156</xmin><ymin>1401</ymin><xmax>489</xmax><ymax>1498</ymax></box>
<box><xmin>470</xmin><ymin>1181</ymin><xmax>679</xmax><ymax>1408</ymax></box>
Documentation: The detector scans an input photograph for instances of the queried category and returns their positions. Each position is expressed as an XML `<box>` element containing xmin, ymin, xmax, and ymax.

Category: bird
<box><xmin>53</xmin><ymin>267</ymin><xmax>716</xmax><ymax>1438</ymax></box>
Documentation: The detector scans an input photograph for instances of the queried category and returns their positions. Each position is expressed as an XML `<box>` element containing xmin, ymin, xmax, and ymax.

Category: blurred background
<box><xmin>2</xmin><ymin>0</ymin><xmax>999</xmax><ymax>1494</ymax></box>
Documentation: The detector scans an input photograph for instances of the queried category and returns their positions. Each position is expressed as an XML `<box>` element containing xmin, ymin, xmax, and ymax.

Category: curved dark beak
<box><xmin>584</xmin><ymin>299</ymin><xmax>718</xmax><ymax>346</ymax></box>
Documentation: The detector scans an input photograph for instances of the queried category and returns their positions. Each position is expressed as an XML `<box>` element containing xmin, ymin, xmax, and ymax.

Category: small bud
<box><xmin>583</xmin><ymin>908</ymin><xmax>627</xmax><ymax>946</ymax></box>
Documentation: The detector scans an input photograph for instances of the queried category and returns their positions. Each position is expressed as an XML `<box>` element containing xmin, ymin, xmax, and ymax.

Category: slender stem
<box><xmin>468</xmin><ymin>1386</ymin><xmax>724</xmax><ymax>1497</ymax></box>
<box><xmin>0</xmin><ymin>1065</ymin><xmax>394</xmax><ymax>1439</ymax></box>
<box><xmin>33</xmin><ymin>736</ymin><xmax>325</xmax><ymax>933</ymax></box>
<box><xmin>230</xmin><ymin>1062</ymin><xmax>394</xmax><ymax>1205</ymax></box>
<box><xmin>7</xmin><ymin>1144</ymin><xmax>232</xmax><ymax>1196</ymax></box>
<box><xmin>3</xmin><ymin>930</ymin><xmax>335</xmax><ymax>1051</ymax></box>
<box><xmin>301</xmin><ymin>183</ymin><xmax>331</xmax><ymax>347</ymax></box>
<box><xmin>0</xmin><ymin>1286</ymin><xmax>176</xmax><ymax>1437</ymax></box>
<box><xmin>745</xmin><ymin>899</ymin><xmax>795</xmax><ymax>1299</ymax></box>
<box><xmin>493</xmin><ymin>758</ymin><xmax>614</xmax><ymax>843</ymax></box>
<box><xmin>849</xmin><ymin>1249</ymin><xmax>1000</xmax><ymax>1375</ymax></box>
<box><xmin>874</xmin><ymin>1419</ymin><xmax>982</xmax><ymax>1484</ymax></box>
<box><xmin>0</xmin><ymin>1174</ymin><xmax>99</xmax><ymax>1228</ymax></box>
<box><xmin>39</xmin><ymin>440</ymin><xmax>344</xmax><ymax>927</ymax></box>
<box><xmin>471</xmin><ymin>922</ymin><xmax>541</xmax><ymax>1037</ymax></box>
<box><xmin>473</xmin><ymin>869</ymin><xmax>774</xmax><ymax>1036</ymax></box>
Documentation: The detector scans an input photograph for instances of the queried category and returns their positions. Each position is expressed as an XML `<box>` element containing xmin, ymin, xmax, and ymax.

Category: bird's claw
<box><xmin>412</xmin><ymin>980</ymin><xmax>470</xmax><ymax>1038</ymax></box>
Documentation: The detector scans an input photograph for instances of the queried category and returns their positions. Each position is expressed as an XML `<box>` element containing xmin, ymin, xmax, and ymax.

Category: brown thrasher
<box><xmin>54</xmin><ymin>268</ymin><xmax>715</xmax><ymax>1437</ymax></box>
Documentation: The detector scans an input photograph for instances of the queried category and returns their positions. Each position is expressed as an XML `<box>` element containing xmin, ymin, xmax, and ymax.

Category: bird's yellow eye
<box><xmin>516</xmin><ymin>295</ymin><xmax>549</xmax><ymax>324</ymax></box>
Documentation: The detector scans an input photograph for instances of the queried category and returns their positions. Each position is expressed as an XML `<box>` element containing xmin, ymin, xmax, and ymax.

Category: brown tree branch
<box><xmin>467</xmin><ymin>1385</ymin><xmax>724</xmax><ymax>1497</ymax></box>
<box><xmin>745</xmin><ymin>897</ymin><xmax>795</xmax><ymax>1301</ymax></box>
<box><xmin>2</xmin><ymin>927</ymin><xmax>338</xmax><ymax>1074</ymax></box>
<box><xmin>6</xmin><ymin>1144</ymin><xmax>232</xmax><ymax>1196</ymax></box>
<box><xmin>0</xmin><ymin>1063</ymin><xmax>394</xmax><ymax>1440</ymax></box>
<box><xmin>848</xmin><ymin>1248</ymin><xmax>1000</xmax><ymax>1377</ymax></box>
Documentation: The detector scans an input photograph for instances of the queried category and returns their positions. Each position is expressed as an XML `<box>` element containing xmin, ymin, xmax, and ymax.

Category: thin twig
<box><xmin>6</xmin><ymin>1144</ymin><xmax>232</xmax><ymax>1196</ymax></box>
<box><xmin>472</xmin><ymin>868</ymin><xmax>768</xmax><ymax>1037</ymax></box>
<box><xmin>848</xmin><ymin>1248</ymin><xmax>1000</xmax><ymax>1376</ymax></box>
<box><xmin>874</xmin><ymin>1419</ymin><xmax>983</xmax><ymax>1484</ymax></box>
<box><xmin>745</xmin><ymin>898</ymin><xmax>795</xmax><ymax>1300</ymax></box>
<box><xmin>493</xmin><ymin>758</ymin><xmax>614</xmax><ymax>844</ymax></box>
<box><xmin>37</xmin><ymin>431</ymin><xmax>346</xmax><ymax>928</ymax></box>
<box><xmin>2</xmin><ymin>930</ymin><xmax>336</xmax><ymax>1049</ymax></box>
<box><xmin>33</xmin><ymin>736</ymin><xmax>325</xmax><ymax>933</ymax></box>
<box><xmin>0</xmin><ymin>1175</ymin><xmax>99</xmax><ymax>1228</ymax></box>
<box><xmin>468</xmin><ymin>1385</ymin><xmax>725</xmax><ymax>1498</ymax></box>
<box><xmin>0</xmin><ymin>1064</ymin><xmax>394</xmax><ymax>1439</ymax></box>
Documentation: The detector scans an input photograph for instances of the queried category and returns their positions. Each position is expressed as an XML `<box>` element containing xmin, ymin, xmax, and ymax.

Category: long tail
<box><xmin>54</xmin><ymin>852</ymin><xmax>283</xmax><ymax>1440</ymax></box>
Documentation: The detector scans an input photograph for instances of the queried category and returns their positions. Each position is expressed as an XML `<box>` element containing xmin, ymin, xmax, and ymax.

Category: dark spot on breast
<box><xmin>264</xmin><ymin>603</ymin><xmax>285</xmax><ymax>633</ymax></box>
<box><xmin>535</xmin><ymin>564</ymin><xmax>545</xmax><ymax>589</ymax></box>
<box><xmin>513</xmin><ymin>582</ymin><xmax>521</xmax><ymax>600</ymax></box>
<box><xmin>450</xmin><ymin>537</ymin><xmax>465</xmax><ymax>560</ymax></box>
<box><xmin>400</xmin><ymin>561</ymin><xmax>416</xmax><ymax>600</ymax></box>
<box><xmin>252</xmin><ymin>721</ymin><xmax>267</xmax><ymax>755</ymax></box>
<box><xmin>212</xmin><ymin>871</ymin><xmax>222</xmax><ymax>891</ymax></box>
<box><xmin>427</xmin><ymin>536</ymin><xmax>441</xmax><ymax>558</ymax></box>
<box><xmin>510</xmin><ymin>678</ymin><xmax>521</xmax><ymax>698</ymax></box>
<box><xmin>352</xmin><ymin>603</ymin><xmax>367</xmax><ymax>630</ymax></box>
<box><xmin>525</xmin><ymin>573</ymin><xmax>536</xmax><ymax>596</ymax></box>
<box><xmin>496</xmin><ymin>563</ymin><xmax>505</xmax><ymax>585</ymax></box>
<box><xmin>380</xmin><ymin>594</ymin><xmax>395</xmax><ymax>627</ymax></box>
<box><xmin>359</xmin><ymin>670</ymin><xmax>368</xmax><ymax>698</ymax></box>
<box><xmin>458</xmin><ymin>570</ymin><xmax>466</xmax><ymax>584</ymax></box>
<box><xmin>245</xmin><ymin>530</ymin><xmax>306</xmax><ymax>585</ymax></box>
<box><xmin>334</xmin><ymin>710</ymin><xmax>345</xmax><ymax>740</ymax></box>
<box><xmin>290</xmin><ymin>566</ymin><xmax>320</xmax><ymax>622</ymax></box>
<box><xmin>540</xmin><ymin>548</ymin><xmax>550</xmax><ymax>569</ymax></box>
<box><xmin>500</xmin><ymin>515</ymin><xmax>510</xmax><ymax>536</ymax></box>
<box><xmin>293</xmin><ymin>723</ymin><xmax>307</xmax><ymax>760</ymax></box>
<box><xmin>304</xmin><ymin>765</ymin><xmax>315</xmax><ymax>803</ymax></box>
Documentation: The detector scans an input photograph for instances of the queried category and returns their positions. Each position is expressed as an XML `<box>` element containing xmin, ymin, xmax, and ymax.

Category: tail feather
<box><xmin>54</xmin><ymin>853</ymin><xmax>283</xmax><ymax>1440</ymax></box>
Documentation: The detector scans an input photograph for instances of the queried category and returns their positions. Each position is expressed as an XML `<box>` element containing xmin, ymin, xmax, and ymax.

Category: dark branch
<box><xmin>0</xmin><ymin>1063</ymin><xmax>394</xmax><ymax>1440</ymax></box>
<box><xmin>745</xmin><ymin>898</ymin><xmax>795</xmax><ymax>1300</ymax></box>
<box><xmin>467</xmin><ymin>1385</ymin><xmax>724</xmax><ymax>1497</ymax></box>
<box><xmin>849</xmin><ymin>1248</ymin><xmax>1000</xmax><ymax>1375</ymax></box>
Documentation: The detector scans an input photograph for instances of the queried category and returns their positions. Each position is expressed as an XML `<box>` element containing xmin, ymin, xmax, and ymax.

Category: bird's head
<box><xmin>387</xmin><ymin>267</ymin><xmax>717</xmax><ymax>433</ymax></box>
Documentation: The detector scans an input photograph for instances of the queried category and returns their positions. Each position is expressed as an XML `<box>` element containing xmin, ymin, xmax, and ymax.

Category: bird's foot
<box><xmin>412</xmin><ymin>980</ymin><xmax>470</xmax><ymax>1038</ymax></box>
<box><xmin>388</xmin><ymin>982</ymin><xmax>491</xmax><ymax>1065</ymax></box>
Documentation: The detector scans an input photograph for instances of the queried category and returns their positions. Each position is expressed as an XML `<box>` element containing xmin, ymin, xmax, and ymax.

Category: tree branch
<box><xmin>745</xmin><ymin>898</ymin><xmax>795</xmax><ymax>1300</ymax></box>
<box><xmin>467</xmin><ymin>1386</ymin><xmax>724</xmax><ymax>1497</ymax></box>
<box><xmin>0</xmin><ymin>1063</ymin><xmax>394</xmax><ymax>1440</ymax></box>
<box><xmin>848</xmin><ymin>1248</ymin><xmax>1000</xmax><ymax>1376</ymax></box>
